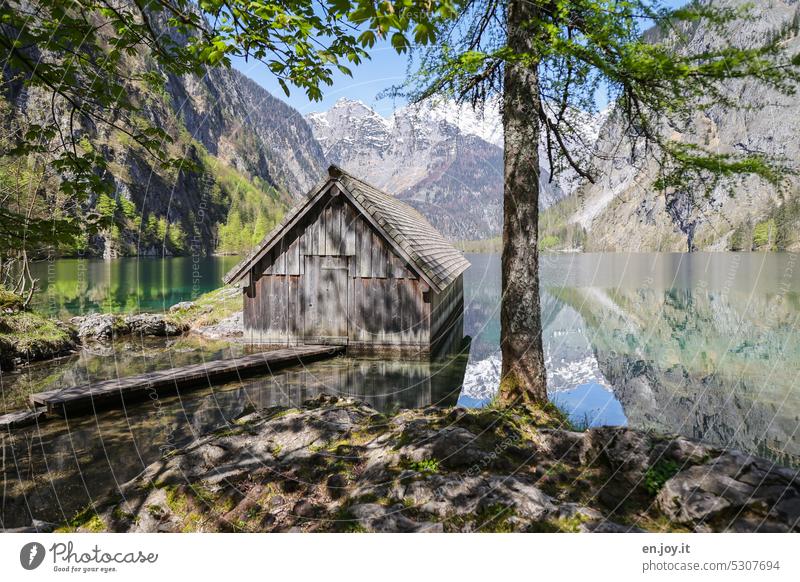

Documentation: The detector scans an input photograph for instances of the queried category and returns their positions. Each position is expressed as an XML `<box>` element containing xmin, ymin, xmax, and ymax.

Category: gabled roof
<box><xmin>223</xmin><ymin>165</ymin><xmax>470</xmax><ymax>293</ymax></box>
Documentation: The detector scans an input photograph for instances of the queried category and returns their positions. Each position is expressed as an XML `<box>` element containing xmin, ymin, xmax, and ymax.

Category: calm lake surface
<box><xmin>3</xmin><ymin>251</ymin><xmax>800</xmax><ymax>528</ymax></box>
<box><xmin>27</xmin><ymin>256</ymin><xmax>241</xmax><ymax>316</ymax></box>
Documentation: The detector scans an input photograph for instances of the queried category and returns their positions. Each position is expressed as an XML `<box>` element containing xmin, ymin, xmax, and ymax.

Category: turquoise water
<box><xmin>27</xmin><ymin>256</ymin><xmax>240</xmax><ymax>316</ymax></box>
<box><xmin>457</xmin><ymin>252</ymin><xmax>800</xmax><ymax>465</ymax></box>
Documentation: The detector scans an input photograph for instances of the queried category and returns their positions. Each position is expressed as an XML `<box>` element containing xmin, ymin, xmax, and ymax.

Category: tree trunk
<box><xmin>499</xmin><ymin>0</ymin><xmax>547</xmax><ymax>405</ymax></box>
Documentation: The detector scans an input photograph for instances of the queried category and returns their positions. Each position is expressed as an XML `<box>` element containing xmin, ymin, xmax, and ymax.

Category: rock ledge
<box><xmin>68</xmin><ymin>396</ymin><xmax>800</xmax><ymax>533</ymax></box>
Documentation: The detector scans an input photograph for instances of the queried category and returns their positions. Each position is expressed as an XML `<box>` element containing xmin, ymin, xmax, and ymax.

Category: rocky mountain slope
<box><xmin>307</xmin><ymin>99</ymin><xmax>601</xmax><ymax>240</ymax></box>
<box><xmin>554</xmin><ymin>0</ymin><xmax>800</xmax><ymax>252</ymax></box>
<box><xmin>3</xmin><ymin>49</ymin><xmax>327</xmax><ymax>258</ymax></box>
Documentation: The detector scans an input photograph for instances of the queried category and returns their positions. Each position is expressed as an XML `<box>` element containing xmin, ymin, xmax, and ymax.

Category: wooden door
<box><xmin>303</xmin><ymin>256</ymin><xmax>349</xmax><ymax>344</ymax></box>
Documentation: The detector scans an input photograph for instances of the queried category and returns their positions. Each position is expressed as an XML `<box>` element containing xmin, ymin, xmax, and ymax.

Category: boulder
<box><xmin>192</xmin><ymin>311</ymin><xmax>243</xmax><ymax>339</ymax></box>
<box><xmin>656</xmin><ymin>451</ymin><xmax>800</xmax><ymax>531</ymax></box>
<box><xmin>124</xmin><ymin>313</ymin><xmax>186</xmax><ymax>337</ymax></box>
<box><xmin>70</xmin><ymin>313</ymin><xmax>128</xmax><ymax>340</ymax></box>
<box><xmin>169</xmin><ymin>301</ymin><xmax>196</xmax><ymax>313</ymax></box>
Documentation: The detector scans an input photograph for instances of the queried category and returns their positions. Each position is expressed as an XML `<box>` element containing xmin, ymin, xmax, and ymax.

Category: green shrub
<box><xmin>644</xmin><ymin>459</ymin><xmax>681</xmax><ymax>495</ymax></box>
<box><xmin>406</xmin><ymin>458</ymin><xmax>440</xmax><ymax>474</ymax></box>
<box><xmin>752</xmin><ymin>219</ymin><xmax>776</xmax><ymax>250</ymax></box>
<box><xmin>728</xmin><ymin>221</ymin><xmax>752</xmax><ymax>251</ymax></box>
<box><xmin>539</xmin><ymin>234</ymin><xmax>561</xmax><ymax>251</ymax></box>
<box><xmin>774</xmin><ymin>195</ymin><xmax>800</xmax><ymax>250</ymax></box>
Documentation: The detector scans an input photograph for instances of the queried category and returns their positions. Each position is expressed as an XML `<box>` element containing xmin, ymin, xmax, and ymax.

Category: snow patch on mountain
<box><xmin>308</xmin><ymin>97</ymin><xmax>610</xmax><ymax>239</ymax></box>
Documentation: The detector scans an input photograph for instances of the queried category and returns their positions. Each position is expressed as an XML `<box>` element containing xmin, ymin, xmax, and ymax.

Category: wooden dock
<box><xmin>30</xmin><ymin>345</ymin><xmax>344</xmax><ymax>416</ymax></box>
<box><xmin>0</xmin><ymin>408</ymin><xmax>46</xmax><ymax>430</ymax></box>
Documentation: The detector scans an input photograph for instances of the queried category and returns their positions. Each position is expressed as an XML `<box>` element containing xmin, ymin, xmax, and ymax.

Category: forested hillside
<box><xmin>1</xmin><ymin>44</ymin><xmax>326</xmax><ymax>258</ymax></box>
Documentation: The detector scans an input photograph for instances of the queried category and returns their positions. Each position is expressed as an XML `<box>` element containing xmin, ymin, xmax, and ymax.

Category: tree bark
<box><xmin>499</xmin><ymin>0</ymin><xmax>548</xmax><ymax>405</ymax></box>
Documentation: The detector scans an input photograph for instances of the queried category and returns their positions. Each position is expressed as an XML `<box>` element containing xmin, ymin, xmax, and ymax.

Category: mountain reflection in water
<box><xmin>460</xmin><ymin>252</ymin><xmax>800</xmax><ymax>468</ymax></box>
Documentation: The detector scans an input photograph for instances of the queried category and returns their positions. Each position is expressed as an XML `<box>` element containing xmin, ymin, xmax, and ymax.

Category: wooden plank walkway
<box><xmin>30</xmin><ymin>345</ymin><xmax>344</xmax><ymax>416</ymax></box>
<box><xmin>0</xmin><ymin>408</ymin><xmax>47</xmax><ymax>430</ymax></box>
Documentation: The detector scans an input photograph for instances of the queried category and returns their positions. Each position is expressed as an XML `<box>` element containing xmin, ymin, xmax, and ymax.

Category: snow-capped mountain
<box><xmin>413</xmin><ymin>98</ymin><xmax>504</xmax><ymax>147</ymax></box>
<box><xmin>307</xmin><ymin>98</ymin><xmax>595</xmax><ymax>240</ymax></box>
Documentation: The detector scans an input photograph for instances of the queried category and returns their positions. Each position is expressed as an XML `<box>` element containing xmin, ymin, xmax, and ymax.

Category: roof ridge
<box><xmin>224</xmin><ymin>166</ymin><xmax>470</xmax><ymax>291</ymax></box>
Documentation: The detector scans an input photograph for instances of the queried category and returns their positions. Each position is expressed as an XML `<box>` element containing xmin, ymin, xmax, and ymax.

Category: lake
<box><xmin>2</xmin><ymin>251</ymin><xmax>800</xmax><ymax>528</ymax></box>
<box><xmin>26</xmin><ymin>256</ymin><xmax>241</xmax><ymax>316</ymax></box>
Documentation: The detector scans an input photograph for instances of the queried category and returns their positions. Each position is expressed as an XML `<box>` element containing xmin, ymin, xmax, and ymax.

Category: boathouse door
<box><xmin>303</xmin><ymin>256</ymin><xmax>349</xmax><ymax>345</ymax></box>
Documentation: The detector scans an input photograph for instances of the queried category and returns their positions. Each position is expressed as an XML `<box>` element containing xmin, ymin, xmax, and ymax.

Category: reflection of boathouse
<box><xmin>223</xmin><ymin>166</ymin><xmax>470</xmax><ymax>354</ymax></box>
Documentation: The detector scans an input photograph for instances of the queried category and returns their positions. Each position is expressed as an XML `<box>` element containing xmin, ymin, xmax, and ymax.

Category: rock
<box><xmin>658</xmin><ymin>485</ymin><xmax>731</xmax><ymax>524</ymax></box>
<box><xmin>292</xmin><ymin>500</ymin><xmax>320</xmax><ymax>519</ymax></box>
<box><xmin>402</xmin><ymin>473</ymin><xmax>556</xmax><ymax>525</ymax></box>
<box><xmin>536</xmin><ymin>429</ymin><xmax>586</xmax><ymax>464</ymax></box>
<box><xmin>70</xmin><ymin>311</ymin><xmax>188</xmax><ymax>340</ymax></box>
<box><xmin>772</xmin><ymin>496</ymin><xmax>800</xmax><ymax>525</ymax></box>
<box><xmin>397</xmin><ymin>426</ymin><xmax>490</xmax><ymax>469</ymax></box>
<box><xmin>72</xmin><ymin>396</ymin><xmax>800</xmax><ymax>533</ymax></box>
<box><xmin>326</xmin><ymin>473</ymin><xmax>348</xmax><ymax>498</ymax></box>
<box><xmin>582</xmin><ymin>427</ymin><xmax>652</xmax><ymax>485</ymax></box>
<box><xmin>663</xmin><ymin>437</ymin><xmax>717</xmax><ymax>464</ymax></box>
<box><xmin>259</xmin><ymin>513</ymin><xmax>276</xmax><ymax>528</ymax></box>
<box><xmin>557</xmin><ymin>503</ymin><xmax>604</xmax><ymax>522</ymax></box>
<box><xmin>3</xmin><ymin>518</ymin><xmax>56</xmax><ymax>533</ymax></box>
<box><xmin>169</xmin><ymin>301</ymin><xmax>196</xmax><ymax>313</ymax></box>
<box><xmin>579</xmin><ymin>427</ymin><xmax>656</xmax><ymax>507</ymax></box>
<box><xmin>580</xmin><ymin>520</ymin><xmax>644</xmax><ymax>533</ymax></box>
<box><xmin>125</xmin><ymin>313</ymin><xmax>185</xmax><ymax>337</ymax></box>
<box><xmin>192</xmin><ymin>311</ymin><xmax>243</xmax><ymax>339</ymax></box>
<box><xmin>657</xmin><ymin>451</ymin><xmax>800</xmax><ymax>531</ymax></box>
<box><xmin>71</xmin><ymin>313</ymin><xmax>128</xmax><ymax>340</ymax></box>
<box><xmin>348</xmin><ymin>503</ymin><xmax>440</xmax><ymax>533</ymax></box>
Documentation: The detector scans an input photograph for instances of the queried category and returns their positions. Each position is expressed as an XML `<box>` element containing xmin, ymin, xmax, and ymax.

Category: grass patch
<box><xmin>644</xmin><ymin>459</ymin><xmax>681</xmax><ymax>495</ymax></box>
<box><xmin>168</xmin><ymin>285</ymin><xmax>241</xmax><ymax>327</ymax></box>
<box><xmin>752</xmin><ymin>219</ymin><xmax>776</xmax><ymax>250</ymax></box>
<box><xmin>405</xmin><ymin>458</ymin><xmax>440</xmax><ymax>475</ymax></box>
<box><xmin>539</xmin><ymin>234</ymin><xmax>561</xmax><ymax>251</ymax></box>
<box><xmin>551</xmin><ymin>512</ymin><xmax>590</xmax><ymax>533</ymax></box>
<box><xmin>0</xmin><ymin>308</ymin><xmax>76</xmax><ymax>369</ymax></box>
<box><xmin>56</xmin><ymin>504</ymin><xmax>108</xmax><ymax>532</ymax></box>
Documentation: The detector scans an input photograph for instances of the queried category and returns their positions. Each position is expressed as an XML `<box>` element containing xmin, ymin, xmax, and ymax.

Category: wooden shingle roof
<box><xmin>223</xmin><ymin>165</ymin><xmax>470</xmax><ymax>293</ymax></box>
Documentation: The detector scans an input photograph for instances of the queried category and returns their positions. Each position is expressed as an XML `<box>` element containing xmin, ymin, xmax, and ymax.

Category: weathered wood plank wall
<box><xmin>429</xmin><ymin>274</ymin><xmax>464</xmax><ymax>352</ymax></box>
<box><xmin>242</xmin><ymin>190</ymin><xmax>433</xmax><ymax>349</ymax></box>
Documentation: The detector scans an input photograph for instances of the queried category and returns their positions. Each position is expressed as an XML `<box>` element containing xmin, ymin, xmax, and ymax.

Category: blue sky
<box><xmin>234</xmin><ymin>0</ymin><xmax>688</xmax><ymax>117</ymax></box>
<box><xmin>233</xmin><ymin>40</ymin><xmax>407</xmax><ymax>117</ymax></box>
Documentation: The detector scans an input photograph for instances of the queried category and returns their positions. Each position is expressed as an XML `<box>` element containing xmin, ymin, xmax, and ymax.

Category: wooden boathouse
<box><xmin>222</xmin><ymin>165</ymin><xmax>470</xmax><ymax>354</ymax></box>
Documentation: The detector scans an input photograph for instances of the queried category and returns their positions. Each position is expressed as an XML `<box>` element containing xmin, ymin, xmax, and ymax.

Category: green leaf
<box><xmin>278</xmin><ymin>78</ymin><xmax>291</xmax><ymax>97</ymax></box>
<box><xmin>391</xmin><ymin>32</ymin><xmax>408</xmax><ymax>53</ymax></box>
<box><xmin>358</xmin><ymin>30</ymin><xmax>376</xmax><ymax>48</ymax></box>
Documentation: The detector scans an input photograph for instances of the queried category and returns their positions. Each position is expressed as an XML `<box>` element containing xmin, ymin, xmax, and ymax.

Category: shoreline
<box><xmin>0</xmin><ymin>285</ymin><xmax>243</xmax><ymax>371</ymax></box>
